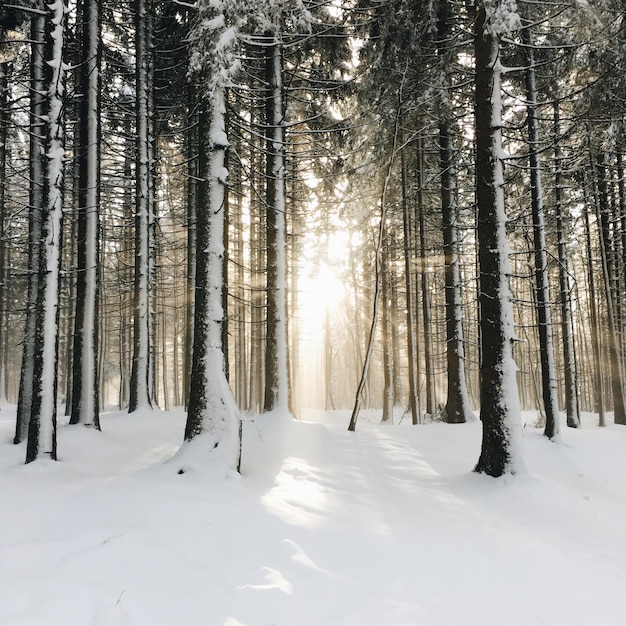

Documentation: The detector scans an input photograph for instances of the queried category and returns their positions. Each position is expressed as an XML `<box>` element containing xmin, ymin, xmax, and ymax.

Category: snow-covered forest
<box><xmin>0</xmin><ymin>0</ymin><xmax>625</xmax><ymax>622</ymax></box>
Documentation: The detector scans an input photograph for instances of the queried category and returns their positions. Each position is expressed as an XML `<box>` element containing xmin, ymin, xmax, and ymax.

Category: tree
<box><xmin>178</xmin><ymin>0</ymin><xmax>242</xmax><ymax>473</ymax></box>
<box><xmin>15</xmin><ymin>8</ymin><xmax>45</xmax><ymax>444</ymax></box>
<box><xmin>437</xmin><ymin>0</ymin><xmax>473</xmax><ymax>424</ymax></box>
<box><xmin>473</xmin><ymin>0</ymin><xmax>523</xmax><ymax>477</ymax></box>
<box><xmin>70</xmin><ymin>0</ymin><xmax>101</xmax><ymax>429</ymax></box>
<box><xmin>26</xmin><ymin>0</ymin><xmax>67</xmax><ymax>463</ymax></box>
<box><xmin>522</xmin><ymin>24</ymin><xmax>560</xmax><ymax>438</ymax></box>
<box><xmin>129</xmin><ymin>0</ymin><xmax>156</xmax><ymax>413</ymax></box>
<box><xmin>263</xmin><ymin>32</ymin><xmax>289</xmax><ymax>414</ymax></box>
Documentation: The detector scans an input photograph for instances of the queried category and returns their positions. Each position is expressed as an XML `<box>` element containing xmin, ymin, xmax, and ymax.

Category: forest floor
<box><xmin>1</xmin><ymin>403</ymin><xmax>625</xmax><ymax>626</ymax></box>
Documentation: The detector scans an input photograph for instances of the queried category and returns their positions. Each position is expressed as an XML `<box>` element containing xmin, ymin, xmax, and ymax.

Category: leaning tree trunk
<box><xmin>524</xmin><ymin>28</ymin><xmax>560</xmax><ymax>438</ymax></box>
<box><xmin>26</xmin><ymin>1</ymin><xmax>66</xmax><ymax>463</ymax></box>
<box><xmin>129</xmin><ymin>0</ymin><xmax>155</xmax><ymax>412</ymax></box>
<box><xmin>263</xmin><ymin>39</ymin><xmax>289</xmax><ymax>414</ymax></box>
<box><xmin>473</xmin><ymin>2</ymin><xmax>523</xmax><ymax>477</ymax></box>
<box><xmin>70</xmin><ymin>0</ymin><xmax>101</xmax><ymax>429</ymax></box>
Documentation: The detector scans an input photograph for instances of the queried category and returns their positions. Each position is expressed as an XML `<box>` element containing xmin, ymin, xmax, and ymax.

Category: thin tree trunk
<box><xmin>264</xmin><ymin>39</ymin><xmax>289</xmax><ymax>414</ymax></box>
<box><xmin>595</xmin><ymin>153</ymin><xmax>626</xmax><ymax>424</ymax></box>
<box><xmin>16</xmin><ymin>11</ymin><xmax>45</xmax><ymax>444</ymax></box>
<box><xmin>524</xmin><ymin>28</ymin><xmax>559</xmax><ymax>438</ymax></box>
<box><xmin>381</xmin><ymin>242</ymin><xmax>393</xmax><ymax>423</ymax></box>
<box><xmin>184</xmin><ymin>83</ymin><xmax>197</xmax><ymax>409</ymax></box>
<box><xmin>553</xmin><ymin>103</ymin><xmax>580</xmax><ymax>427</ymax></box>
<box><xmin>583</xmin><ymin>175</ymin><xmax>605</xmax><ymax>426</ymax></box>
<box><xmin>417</xmin><ymin>137</ymin><xmax>436</xmax><ymax>417</ymax></box>
<box><xmin>437</xmin><ymin>0</ymin><xmax>471</xmax><ymax>424</ymax></box>
<box><xmin>0</xmin><ymin>62</ymin><xmax>9</xmax><ymax>404</ymax></box>
<box><xmin>349</xmin><ymin>66</ymin><xmax>407</xmax><ymax>431</ymax></box>
<box><xmin>71</xmin><ymin>0</ymin><xmax>101</xmax><ymax>429</ymax></box>
<box><xmin>401</xmin><ymin>145</ymin><xmax>420</xmax><ymax>424</ymax></box>
<box><xmin>129</xmin><ymin>0</ymin><xmax>155</xmax><ymax>412</ymax></box>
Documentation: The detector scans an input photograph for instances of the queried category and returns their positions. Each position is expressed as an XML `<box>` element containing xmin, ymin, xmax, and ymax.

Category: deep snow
<box><xmin>1</xmin><ymin>405</ymin><xmax>625</xmax><ymax>626</ymax></box>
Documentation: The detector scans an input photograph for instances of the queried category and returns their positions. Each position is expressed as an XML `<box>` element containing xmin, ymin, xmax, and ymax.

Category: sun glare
<box><xmin>298</xmin><ymin>262</ymin><xmax>345</xmax><ymax>327</ymax></box>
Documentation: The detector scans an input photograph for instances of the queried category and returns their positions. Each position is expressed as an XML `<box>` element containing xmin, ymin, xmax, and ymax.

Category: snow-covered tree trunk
<box><xmin>523</xmin><ymin>28</ymin><xmax>560</xmax><ymax>439</ymax></box>
<box><xmin>129</xmin><ymin>0</ymin><xmax>155</xmax><ymax>413</ymax></box>
<box><xmin>473</xmin><ymin>1</ymin><xmax>523</xmax><ymax>476</ymax></box>
<box><xmin>264</xmin><ymin>38</ymin><xmax>289</xmax><ymax>415</ymax></box>
<box><xmin>15</xmin><ymin>12</ymin><xmax>45</xmax><ymax>444</ymax></box>
<box><xmin>178</xmin><ymin>0</ymin><xmax>242</xmax><ymax>472</ymax></box>
<box><xmin>26</xmin><ymin>0</ymin><xmax>66</xmax><ymax>463</ymax></box>
<box><xmin>71</xmin><ymin>0</ymin><xmax>101</xmax><ymax>429</ymax></box>
<box><xmin>181</xmin><ymin>91</ymin><xmax>240</xmax><ymax>471</ymax></box>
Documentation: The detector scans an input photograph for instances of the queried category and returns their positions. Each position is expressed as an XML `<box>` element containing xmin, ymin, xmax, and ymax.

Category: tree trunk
<box><xmin>401</xmin><ymin>145</ymin><xmax>420</xmax><ymax>424</ymax></box>
<box><xmin>381</xmin><ymin>242</ymin><xmax>394</xmax><ymax>423</ymax></box>
<box><xmin>71</xmin><ymin>0</ymin><xmax>101</xmax><ymax>429</ymax></box>
<box><xmin>595</xmin><ymin>153</ymin><xmax>626</xmax><ymax>424</ymax></box>
<box><xmin>264</xmin><ymin>39</ymin><xmax>289</xmax><ymax>414</ymax></box>
<box><xmin>417</xmin><ymin>137</ymin><xmax>436</xmax><ymax>417</ymax></box>
<box><xmin>26</xmin><ymin>1</ymin><xmax>66</xmax><ymax>463</ymax></box>
<box><xmin>129</xmin><ymin>0</ymin><xmax>155</xmax><ymax>412</ymax></box>
<box><xmin>582</xmin><ymin>176</ymin><xmax>606</xmax><ymax>426</ymax></box>
<box><xmin>437</xmin><ymin>0</ymin><xmax>471</xmax><ymax>424</ymax></box>
<box><xmin>0</xmin><ymin>62</ymin><xmax>9</xmax><ymax>404</ymax></box>
<box><xmin>553</xmin><ymin>103</ymin><xmax>580</xmax><ymax>427</ymax></box>
<box><xmin>523</xmin><ymin>28</ymin><xmax>560</xmax><ymax>438</ymax></box>
<box><xmin>184</xmin><ymin>83</ymin><xmax>197</xmax><ymax>409</ymax></box>
<box><xmin>182</xmin><ymin>91</ymin><xmax>240</xmax><ymax>470</ymax></box>
<box><xmin>473</xmin><ymin>4</ymin><xmax>523</xmax><ymax>477</ymax></box>
<box><xmin>16</xmin><ymin>11</ymin><xmax>45</xmax><ymax>444</ymax></box>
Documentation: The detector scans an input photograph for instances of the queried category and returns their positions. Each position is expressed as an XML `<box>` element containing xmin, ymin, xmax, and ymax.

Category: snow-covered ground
<box><xmin>1</xmin><ymin>405</ymin><xmax>625</xmax><ymax>626</ymax></box>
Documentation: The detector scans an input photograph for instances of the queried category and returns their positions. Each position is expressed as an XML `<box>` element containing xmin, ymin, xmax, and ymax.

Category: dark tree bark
<box><xmin>70</xmin><ymin>0</ymin><xmax>101</xmax><ymax>429</ymax></box>
<box><xmin>264</xmin><ymin>39</ymin><xmax>289</xmax><ymax>414</ymax></box>
<box><xmin>523</xmin><ymin>27</ymin><xmax>560</xmax><ymax>438</ymax></box>
<box><xmin>16</xmin><ymin>10</ymin><xmax>45</xmax><ymax>444</ymax></box>
<box><xmin>184</xmin><ymin>83</ymin><xmax>197</xmax><ymax>409</ymax></box>
<box><xmin>437</xmin><ymin>0</ymin><xmax>472</xmax><ymax>425</ymax></box>
<box><xmin>473</xmin><ymin>3</ymin><xmax>522</xmax><ymax>477</ymax></box>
